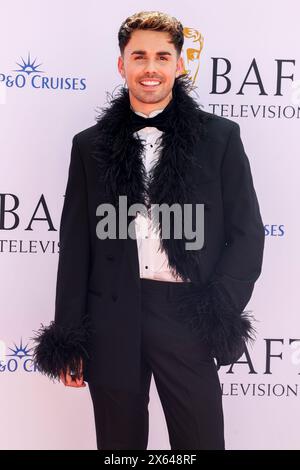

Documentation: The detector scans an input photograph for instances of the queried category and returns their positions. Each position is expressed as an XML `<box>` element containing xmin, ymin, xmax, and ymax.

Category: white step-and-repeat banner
<box><xmin>1</xmin><ymin>0</ymin><xmax>299</xmax><ymax>450</ymax></box>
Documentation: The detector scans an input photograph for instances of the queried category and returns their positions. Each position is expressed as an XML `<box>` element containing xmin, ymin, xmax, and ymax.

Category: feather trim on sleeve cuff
<box><xmin>174</xmin><ymin>280</ymin><xmax>257</xmax><ymax>369</ymax></box>
<box><xmin>31</xmin><ymin>315</ymin><xmax>92</xmax><ymax>381</ymax></box>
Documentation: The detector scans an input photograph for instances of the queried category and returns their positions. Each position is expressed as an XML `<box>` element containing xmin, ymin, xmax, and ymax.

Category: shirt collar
<box><xmin>130</xmin><ymin>106</ymin><xmax>165</xmax><ymax>119</ymax></box>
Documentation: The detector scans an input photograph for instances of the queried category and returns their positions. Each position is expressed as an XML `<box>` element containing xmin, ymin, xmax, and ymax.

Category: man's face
<box><xmin>118</xmin><ymin>29</ymin><xmax>184</xmax><ymax>112</ymax></box>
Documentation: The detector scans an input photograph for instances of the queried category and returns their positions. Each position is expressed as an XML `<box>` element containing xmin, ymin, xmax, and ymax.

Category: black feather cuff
<box><xmin>174</xmin><ymin>280</ymin><xmax>257</xmax><ymax>369</ymax></box>
<box><xmin>31</xmin><ymin>316</ymin><xmax>92</xmax><ymax>381</ymax></box>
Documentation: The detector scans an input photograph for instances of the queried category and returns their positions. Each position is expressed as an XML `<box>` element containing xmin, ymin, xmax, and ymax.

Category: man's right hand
<box><xmin>59</xmin><ymin>359</ymin><xmax>86</xmax><ymax>387</ymax></box>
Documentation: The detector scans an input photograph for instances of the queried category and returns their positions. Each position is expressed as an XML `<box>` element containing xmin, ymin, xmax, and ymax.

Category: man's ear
<box><xmin>176</xmin><ymin>56</ymin><xmax>184</xmax><ymax>77</ymax></box>
<box><xmin>118</xmin><ymin>55</ymin><xmax>125</xmax><ymax>79</ymax></box>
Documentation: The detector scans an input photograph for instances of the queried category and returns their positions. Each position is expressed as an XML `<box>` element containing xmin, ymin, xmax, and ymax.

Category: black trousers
<box><xmin>88</xmin><ymin>278</ymin><xmax>225</xmax><ymax>450</ymax></box>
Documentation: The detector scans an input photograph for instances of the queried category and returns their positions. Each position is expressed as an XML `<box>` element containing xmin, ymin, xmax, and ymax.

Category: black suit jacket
<box><xmin>33</xmin><ymin>77</ymin><xmax>265</xmax><ymax>392</ymax></box>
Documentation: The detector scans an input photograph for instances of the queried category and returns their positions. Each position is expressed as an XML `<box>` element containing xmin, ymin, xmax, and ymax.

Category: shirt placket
<box><xmin>139</xmin><ymin>127</ymin><xmax>160</xmax><ymax>278</ymax></box>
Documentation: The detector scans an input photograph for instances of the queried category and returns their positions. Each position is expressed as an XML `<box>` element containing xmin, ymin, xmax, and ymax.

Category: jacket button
<box><xmin>111</xmin><ymin>293</ymin><xmax>118</xmax><ymax>302</ymax></box>
<box><xmin>106</xmin><ymin>254</ymin><xmax>115</xmax><ymax>261</ymax></box>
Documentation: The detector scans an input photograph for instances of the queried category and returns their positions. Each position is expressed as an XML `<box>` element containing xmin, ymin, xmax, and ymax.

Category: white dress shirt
<box><xmin>132</xmin><ymin>107</ymin><xmax>188</xmax><ymax>282</ymax></box>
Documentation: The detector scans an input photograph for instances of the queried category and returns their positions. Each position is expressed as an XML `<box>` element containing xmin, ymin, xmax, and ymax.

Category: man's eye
<box><xmin>134</xmin><ymin>56</ymin><xmax>167</xmax><ymax>60</ymax></box>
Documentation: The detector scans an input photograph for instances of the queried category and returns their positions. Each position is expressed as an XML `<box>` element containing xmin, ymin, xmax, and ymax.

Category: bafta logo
<box><xmin>182</xmin><ymin>27</ymin><xmax>204</xmax><ymax>84</ymax></box>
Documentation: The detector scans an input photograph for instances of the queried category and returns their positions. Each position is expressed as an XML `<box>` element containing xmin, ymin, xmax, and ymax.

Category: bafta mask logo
<box><xmin>181</xmin><ymin>27</ymin><xmax>204</xmax><ymax>85</ymax></box>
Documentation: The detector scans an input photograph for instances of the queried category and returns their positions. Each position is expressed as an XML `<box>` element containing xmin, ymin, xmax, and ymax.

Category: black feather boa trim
<box><xmin>174</xmin><ymin>280</ymin><xmax>257</xmax><ymax>369</ymax></box>
<box><xmin>31</xmin><ymin>316</ymin><xmax>92</xmax><ymax>381</ymax></box>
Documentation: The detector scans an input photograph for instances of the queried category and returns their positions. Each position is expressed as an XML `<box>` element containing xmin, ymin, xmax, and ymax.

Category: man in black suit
<box><xmin>33</xmin><ymin>11</ymin><xmax>265</xmax><ymax>450</ymax></box>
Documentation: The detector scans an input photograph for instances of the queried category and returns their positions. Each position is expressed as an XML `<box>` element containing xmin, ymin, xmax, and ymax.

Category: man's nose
<box><xmin>142</xmin><ymin>59</ymin><xmax>160</xmax><ymax>75</ymax></box>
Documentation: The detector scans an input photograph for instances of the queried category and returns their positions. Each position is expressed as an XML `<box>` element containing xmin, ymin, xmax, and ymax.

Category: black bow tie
<box><xmin>129</xmin><ymin>98</ymin><xmax>174</xmax><ymax>133</ymax></box>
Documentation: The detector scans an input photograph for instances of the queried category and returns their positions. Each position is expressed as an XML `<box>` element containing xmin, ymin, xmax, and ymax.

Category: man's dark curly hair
<box><xmin>118</xmin><ymin>11</ymin><xmax>184</xmax><ymax>57</ymax></box>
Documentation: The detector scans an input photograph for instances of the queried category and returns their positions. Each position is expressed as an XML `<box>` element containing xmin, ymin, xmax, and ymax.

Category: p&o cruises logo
<box><xmin>0</xmin><ymin>52</ymin><xmax>87</xmax><ymax>91</ymax></box>
<box><xmin>0</xmin><ymin>338</ymin><xmax>39</xmax><ymax>374</ymax></box>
